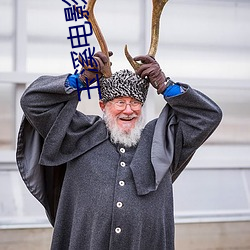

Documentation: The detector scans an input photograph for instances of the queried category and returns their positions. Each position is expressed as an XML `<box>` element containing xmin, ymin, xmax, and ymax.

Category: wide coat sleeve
<box><xmin>164</xmin><ymin>83</ymin><xmax>223</xmax><ymax>182</ymax></box>
<box><xmin>126</xmin><ymin>83</ymin><xmax>222</xmax><ymax>196</ymax></box>
<box><xmin>20</xmin><ymin>74</ymin><xmax>80</xmax><ymax>139</ymax></box>
<box><xmin>17</xmin><ymin>74</ymin><xmax>108</xmax><ymax>225</ymax></box>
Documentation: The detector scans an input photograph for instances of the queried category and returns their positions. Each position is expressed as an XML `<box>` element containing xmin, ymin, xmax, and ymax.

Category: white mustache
<box><xmin>118</xmin><ymin>114</ymin><xmax>138</xmax><ymax>119</ymax></box>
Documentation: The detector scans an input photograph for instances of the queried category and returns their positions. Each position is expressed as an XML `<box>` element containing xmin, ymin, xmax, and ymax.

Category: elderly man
<box><xmin>17</xmin><ymin>52</ymin><xmax>222</xmax><ymax>250</ymax></box>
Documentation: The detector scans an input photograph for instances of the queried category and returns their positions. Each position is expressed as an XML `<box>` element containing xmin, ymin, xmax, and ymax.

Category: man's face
<box><xmin>99</xmin><ymin>96</ymin><xmax>142</xmax><ymax>133</ymax></box>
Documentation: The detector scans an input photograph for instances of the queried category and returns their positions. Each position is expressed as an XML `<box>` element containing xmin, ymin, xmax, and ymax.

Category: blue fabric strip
<box><xmin>163</xmin><ymin>84</ymin><xmax>182</xmax><ymax>97</ymax></box>
<box><xmin>67</xmin><ymin>74</ymin><xmax>85</xmax><ymax>89</ymax></box>
<box><xmin>65</xmin><ymin>74</ymin><xmax>85</xmax><ymax>94</ymax></box>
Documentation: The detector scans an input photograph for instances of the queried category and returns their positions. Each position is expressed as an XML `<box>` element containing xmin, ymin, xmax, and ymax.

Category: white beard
<box><xmin>103</xmin><ymin>109</ymin><xmax>145</xmax><ymax>147</ymax></box>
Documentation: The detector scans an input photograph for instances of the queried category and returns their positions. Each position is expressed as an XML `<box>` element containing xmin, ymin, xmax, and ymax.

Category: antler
<box><xmin>77</xmin><ymin>0</ymin><xmax>112</xmax><ymax>78</ymax></box>
<box><xmin>125</xmin><ymin>0</ymin><xmax>168</xmax><ymax>70</ymax></box>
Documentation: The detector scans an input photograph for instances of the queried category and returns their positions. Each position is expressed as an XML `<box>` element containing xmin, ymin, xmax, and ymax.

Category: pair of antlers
<box><xmin>80</xmin><ymin>0</ymin><xmax>168</xmax><ymax>77</ymax></box>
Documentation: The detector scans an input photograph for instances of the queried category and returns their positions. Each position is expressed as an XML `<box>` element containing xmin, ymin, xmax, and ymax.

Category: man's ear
<box><xmin>99</xmin><ymin>101</ymin><xmax>106</xmax><ymax>111</ymax></box>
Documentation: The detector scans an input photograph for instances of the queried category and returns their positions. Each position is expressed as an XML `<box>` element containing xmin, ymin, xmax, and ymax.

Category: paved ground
<box><xmin>1</xmin><ymin>221</ymin><xmax>250</xmax><ymax>250</ymax></box>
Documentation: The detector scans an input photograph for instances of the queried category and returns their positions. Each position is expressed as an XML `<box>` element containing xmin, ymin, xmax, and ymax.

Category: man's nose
<box><xmin>122</xmin><ymin>104</ymin><xmax>134</xmax><ymax>115</ymax></box>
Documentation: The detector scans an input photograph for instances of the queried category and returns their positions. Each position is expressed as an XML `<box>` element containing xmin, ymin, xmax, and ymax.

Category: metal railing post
<box><xmin>13</xmin><ymin>0</ymin><xmax>27</xmax><ymax>146</ymax></box>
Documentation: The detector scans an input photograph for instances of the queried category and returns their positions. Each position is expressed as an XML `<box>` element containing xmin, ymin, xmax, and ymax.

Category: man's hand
<box><xmin>79</xmin><ymin>51</ymin><xmax>113</xmax><ymax>85</ymax></box>
<box><xmin>133</xmin><ymin>55</ymin><xmax>167</xmax><ymax>94</ymax></box>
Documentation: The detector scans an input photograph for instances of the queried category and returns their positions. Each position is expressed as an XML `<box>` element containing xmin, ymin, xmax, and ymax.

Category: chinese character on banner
<box><xmin>70</xmin><ymin>51</ymin><xmax>80</xmax><ymax>73</ymax></box>
<box><xmin>63</xmin><ymin>0</ymin><xmax>102</xmax><ymax>101</ymax></box>
<box><xmin>76</xmin><ymin>72</ymin><xmax>102</xmax><ymax>101</ymax></box>
<box><xmin>70</xmin><ymin>47</ymin><xmax>98</xmax><ymax>74</ymax></box>
<box><xmin>67</xmin><ymin>23</ymin><xmax>93</xmax><ymax>48</ymax></box>
<box><xmin>64</xmin><ymin>6</ymin><xmax>89</xmax><ymax>22</ymax></box>
<box><xmin>62</xmin><ymin>0</ymin><xmax>87</xmax><ymax>7</ymax></box>
<box><xmin>79</xmin><ymin>47</ymin><xmax>98</xmax><ymax>69</ymax></box>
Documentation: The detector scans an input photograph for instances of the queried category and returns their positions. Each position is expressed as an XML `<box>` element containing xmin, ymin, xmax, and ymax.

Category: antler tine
<box><xmin>77</xmin><ymin>0</ymin><xmax>112</xmax><ymax>78</ymax></box>
<box><xmin>125</xmin><ymin>0</ymin><xmax>168</xmax><ymax>70</ymax></box>
<box><xmin>124</xmin><ymin>44</ymin><xmax>141</xmax><ymax>71</ymax></box>
<box><xmin>148</xmin><ymin>0</ymin><xmax>168</xmax><ymax>57</ymax></box>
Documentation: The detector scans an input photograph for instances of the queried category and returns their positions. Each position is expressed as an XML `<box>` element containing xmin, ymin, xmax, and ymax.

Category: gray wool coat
<box><xmin>16</xmin><ymin>74</ymin><xmax>222</xmax><ymax>250</ymax></box>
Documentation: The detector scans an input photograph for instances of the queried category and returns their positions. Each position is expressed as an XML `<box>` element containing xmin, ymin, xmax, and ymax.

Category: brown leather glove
<box><xmin>134</xmin><ymin>55</ymin><xmax>167</xmax><ymax>94</ymax></box>
<box><xmin>79</xmin><ymin>51</ymin><xmax>113</xmax><ymax>85</ymax></box>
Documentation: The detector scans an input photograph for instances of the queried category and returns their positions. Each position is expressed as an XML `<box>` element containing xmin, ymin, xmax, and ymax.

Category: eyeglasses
<box><xmin>109</xmin><ymin>100</ymin><xmax>142</xmax><ymax>111</ymax></box>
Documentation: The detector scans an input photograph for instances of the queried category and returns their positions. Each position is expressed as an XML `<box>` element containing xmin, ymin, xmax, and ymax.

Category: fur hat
<box><xmin>100</xmin><ymin>69</ymin><xmax>149</xmax><ymax>103</ymax></box>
